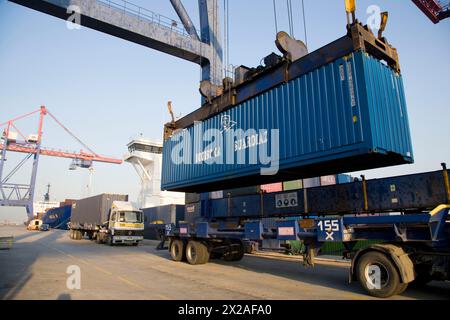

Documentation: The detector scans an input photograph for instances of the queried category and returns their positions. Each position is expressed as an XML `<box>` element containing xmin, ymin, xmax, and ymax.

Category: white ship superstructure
<box><xmin>124</xmin><ymin>137</ymin><xmax>184</xmax><ymax>208</ymax></box>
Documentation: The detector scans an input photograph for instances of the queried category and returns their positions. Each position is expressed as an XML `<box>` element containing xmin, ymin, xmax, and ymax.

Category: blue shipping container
<box><xmin>42</xmin><ymin>205</ymin><xmax>72</xmax><ymax>230</ymax></box>
<box><xmin>337</xmin><ymin>174</ymin><xmax>353</xmax><ymax>184</ymax></box>
<box><xmin>143</xmin><ymin>205</ymin><xmax>185</xmax><ymax>226</ymax></box>
<box><xmin>162</xmin><ymin>51</ymin><xmax>413</xmax><ymax>192</ymax></box>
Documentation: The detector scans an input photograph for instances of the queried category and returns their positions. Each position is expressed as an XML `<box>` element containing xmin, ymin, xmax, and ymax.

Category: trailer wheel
<box><xmin>223</xmin><ymin>243</ymin><xmax>245</xmax><ymax>262</ymax></box>
<box><xmin>356</xmin><ymin>251</ymin><xmax>405</xmax><ymax>298</ymax></box>
<box><xmin>170</xmin><ymin>239</ymin><xmax>186</xmax><ymax>262</ymax></box>
<box><xmin>186</xmin><ymin>241</ymin><xmax>209</xmax><ymax>265</ymax></box>
<box><xmin>95</xmin><ymin>234</ymin><xmax>102</xmax><ymax>244</ymax></box>
<box><xmin>106</xmin><ymin>235</ymin><xmax>114</xmax><ymax>246</ymax></box>
<box><xmin>73</xmin><ymin>230</ymin><xmax>82</xmax><ymax>240</ymax></box>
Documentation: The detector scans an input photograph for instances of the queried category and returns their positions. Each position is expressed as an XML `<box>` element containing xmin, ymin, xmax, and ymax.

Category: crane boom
<box><xmin>0</xmin><ymin>144</ymin><xmax>122</xmax><ymax>164</ymax></box>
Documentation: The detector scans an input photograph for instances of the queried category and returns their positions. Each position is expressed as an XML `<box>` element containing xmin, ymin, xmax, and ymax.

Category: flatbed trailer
<box><xmin>167</xmin><ymin>164</ymin><xmax>450</xmax><ymax>298</ymax></box>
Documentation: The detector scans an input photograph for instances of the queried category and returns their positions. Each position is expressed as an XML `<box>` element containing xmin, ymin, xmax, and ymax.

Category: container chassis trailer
<box><xmin>167</xmin><ymin>164</ymin><xmax>450</xmax><ymax>298</ymax></box>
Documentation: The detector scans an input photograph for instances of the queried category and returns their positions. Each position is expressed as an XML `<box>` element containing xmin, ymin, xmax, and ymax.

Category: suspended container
<box><xmin>162</xmin><ymin>25</ymin><xmax>412</xmax><ymax>192</ymax></box>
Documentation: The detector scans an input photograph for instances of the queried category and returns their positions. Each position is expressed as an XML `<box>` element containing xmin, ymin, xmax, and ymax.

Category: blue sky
<box><xmin>0</xmin><ymin>0</ymin><xmax>449</xmax><ymax>223</ymax></box>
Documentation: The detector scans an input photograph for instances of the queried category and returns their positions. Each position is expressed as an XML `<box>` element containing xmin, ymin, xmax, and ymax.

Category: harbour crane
<box><xmin>0</xmin><ymin>106</ymin><xmax>122</xmax><ymax>219</ymax></box>
<box><xmin>8</xmin><ymin>0</ymin><xmax>224</xmax><ymax>98</ymax></box>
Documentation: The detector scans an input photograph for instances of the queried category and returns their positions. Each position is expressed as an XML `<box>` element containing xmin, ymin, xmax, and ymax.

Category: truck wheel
<box><xmin>73</xmin><ymin>230</ymin><xmax>82</xmax><ymax>240</ymax></box>
<box><xmin>223</xmin><ymin>243</ymin><xmax>245</xmax><ymax>262</ymax></box>
<box><xmin>69</xmin><ymin>230</ymin><xmax>74</xmax><ymax>239</ymax></box>
<box><xmin>356</xmin><ymin>251</ymin><xmax>405</xmax><ymax>298</ymax></box>
<box><xmin>186</xmin><ymin>241</ymin><xmax>209</xmax><ymax>265</ymax></box>
<box><xmin>210</xmin><ymin>251</ymin><xmax>223</xmax><ymax>260</ymax></box>
<box><xmin>170</xmin><ymin>239</ymin><xmax>186</xmax><ymax>262</ymax></box>
<box><xmin>105</xmin><ymin>235</ymin><xmax>113</xmax><ymax>246</ymax></box>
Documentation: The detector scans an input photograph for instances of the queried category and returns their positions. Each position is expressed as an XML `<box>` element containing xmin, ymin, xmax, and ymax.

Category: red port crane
<box><xmin>412</xmin><ymin>0</ymin><xmax>450</xmax><ymax>23</ymax></box>
<box><xmin>0</xmin><ymin>106</ymin><xmax>122</xmax><ymax>219</ymax></box>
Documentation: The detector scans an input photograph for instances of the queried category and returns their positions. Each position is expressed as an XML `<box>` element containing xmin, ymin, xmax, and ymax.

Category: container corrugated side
<box><xmin>71</xmin><ymin>194</ymin><xmax>128</xmax><ymax>228</ymax></box>
<box><xmin>162</xmin><ymin>51</ymin><xmax>413</xmax><ymax>192</ymax></box>
<box><xmin>283</xmin><ymin>180</ymin><xmax>303</xmax><ymax>191</ymax></box>
<box><xmin>143</xmin><ymin>204</ymin><xmax>185</xmax><ymax>225</ymax></box>
<box><xmin>261</xmin><ymin>183</ymin><xmax>283</xmax><ymax>193</ymax></box>
<box><xmin>42</xmin><ymin>205</ymin><xmax>72</xmax><ymax>229</ymax></box>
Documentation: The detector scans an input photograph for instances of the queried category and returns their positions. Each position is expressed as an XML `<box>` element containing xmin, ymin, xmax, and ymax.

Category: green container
<box><xmin>320</xmin><ymin>240</ymin><xmax>381</xmax><ymax>256</ymax></box>
<box><xmin>283</xmin><ymin>180</ymin><xmax>303</xmax><ymax>191</ymax></box>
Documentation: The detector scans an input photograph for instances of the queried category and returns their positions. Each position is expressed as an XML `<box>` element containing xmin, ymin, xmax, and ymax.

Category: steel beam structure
<box><xmin>412</xmin><ymin>0</ymin><xmax>450</xmax><ymax>23</ymax></box>
<box><xmin>9</xmin><ymin>0</ymin><xmax>223</xmax><ymax>86</ymax></box>
<box><xmin>0</xmin><ymin>106</ymin><xmax>123</xmax><ymax>220</ymax></box>
<box><xmin>0</xmin><ymin>108</ymin><xmax>46</xmax><ymax>219</ymax></box>
<box><xmin>170</xmin><ymin>0</ymin><xmax>200</xmax><ymax>41</ymax></box>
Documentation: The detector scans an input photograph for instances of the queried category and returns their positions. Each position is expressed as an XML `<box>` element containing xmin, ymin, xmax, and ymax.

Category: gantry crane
<box><xmin>8</xmin><ymin>0</ymin><xmax>223</xmax><ymax>97</ymax></box>
<box><xmin>412</xmin><ymin>0</ymin><xmax>450</xmax><ymax>23</ymax></box>
<box><xmin>0</xmin><ymin>106</ymin><xmax>122</xmax><ymax>219</ymax></box>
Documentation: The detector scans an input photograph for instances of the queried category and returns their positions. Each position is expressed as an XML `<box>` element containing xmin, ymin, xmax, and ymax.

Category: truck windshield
<box><xmin>118</xmin><ymin>211</ymin><xmax>142</xmax><ymax>223</ymax></box>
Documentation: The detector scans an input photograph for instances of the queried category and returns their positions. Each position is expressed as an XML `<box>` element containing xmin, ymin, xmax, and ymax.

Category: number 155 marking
<box><xmin>317</xmin><ymin>220</ymin><xmax>340</xmax><ymax>232</ymax></box>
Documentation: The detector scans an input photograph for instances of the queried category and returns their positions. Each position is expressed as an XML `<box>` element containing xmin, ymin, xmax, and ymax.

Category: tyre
<box><xmin>69</xmin><ymin>230</ymin><xmax>74</xmax><ymax>239</ymax></box>
<box><xmin>170</xmin><ymin>239</ymin><xmax>186</xmax><ymax>262</ymax></box>
<box><xmin>395</xmin><ymin>282</ymin><xmax>409</xmax><ymax>295</ymax></box>
<box><xmin>244</xmin><ymin>241</ymin><xmax>257</xmax><ymax>254</ymax></box>
<box><xmin>74</xmin><ymin>230</ymin><xmax>82</xmax><ymax>240</ymax></box>
<box><xmin>210</xmin><ymin>251</ymin><xmax>223</xmax><ymax>260</ymax></box>
<box><xmin>186</xmin><ymin>241</ymin><xmax>210</xmax><ymax>265</ymax></box>
<box><xmin>106</xmin><ymin>235</ymin><xmax>113</xmax><ymax>246</ymax></box>
<box><xmin>95</xmin><ymin>233</ymin><xmax>102</xmax><ymax>244</ymax></box>
<box><xmin>223</xmin><ymin>243</ymin><xmax>245</xmax><ymax>262</ymax></box>
<box><xmin>132</xmin><ymin>242</ymin><xmax>139</xmax><ymax>246</ymax></box>
<box><xmin>356</xmin><ymin>251</ymin><xmax>405</xmax><ymax>298</ymax></box>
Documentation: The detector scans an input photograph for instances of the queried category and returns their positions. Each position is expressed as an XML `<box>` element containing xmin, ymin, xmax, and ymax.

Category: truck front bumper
<box><xmin>112</xmin><ymin>236</ymin><xmax>143</xmax><ymax>243</ymax></box>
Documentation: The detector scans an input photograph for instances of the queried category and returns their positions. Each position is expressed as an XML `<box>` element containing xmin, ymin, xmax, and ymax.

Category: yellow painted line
<box><xmin>43</xmin><ymin>244</ymin><xmax>113</xmax><ymax>276</ymax></box>
<box><xmin>93</xmin><ymin>265</ymin><xmax>113</xmax><ymax>276</ymax></box>
<box><xmin>117</xmin><ymin>276</ymin><xmax>145</xmax><ymax>290</ymax></box>
<box><xmin>50</xmin><ymin>246</ymin><xmax>69</xmax><ymax>256</ymax></box>
<box><xmin>42</xmin><ymin>243</ymin><xmax>166</xmax><ymax>295</ymax></box>
<box><xmin>77</xmin><ymin>259</ymin><xmax>90</xmax><ymax>265</ymax></box>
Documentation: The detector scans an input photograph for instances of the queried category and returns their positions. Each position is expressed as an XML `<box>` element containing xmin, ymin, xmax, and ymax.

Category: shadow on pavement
<box><xmin>213</xmin><ymin>254</ymin><xmax>450</xmax><ymax>300</ymax></box>
<box><xmin>57</xmin><ymin>293</ymin><xmax>72</xmax><ymax>300</ymax></box>
<box><xmin>0</xmin><ymin>229</ymin><xmax>65</xmax><ymax>300</ymax></box>
<box><xmin>9</xmin><ymin>231</ymin><xmax>44</xmax><ymax>242</ymax></box>
<box><xmin>145</xmin><ymin>241</ymin><xmax>450</xmax><ymax>300</ymax></box>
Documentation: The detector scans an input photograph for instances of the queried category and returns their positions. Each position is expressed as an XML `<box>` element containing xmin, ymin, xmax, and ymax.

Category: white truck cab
<box><xmin>107</xmin><ymin>201</ymin><xmax>144</xmax><ymax>245</ymax></box>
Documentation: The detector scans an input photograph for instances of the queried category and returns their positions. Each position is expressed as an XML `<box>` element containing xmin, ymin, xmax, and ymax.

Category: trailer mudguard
<box><xmin>349</xmin><ymin>244</ymin><xmax>415</xmax><ymax>284</ymax></box>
